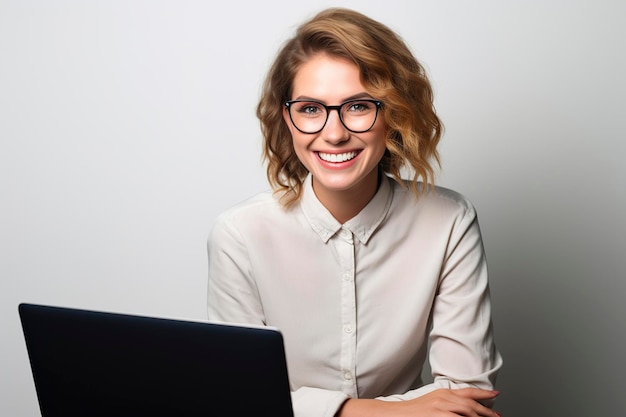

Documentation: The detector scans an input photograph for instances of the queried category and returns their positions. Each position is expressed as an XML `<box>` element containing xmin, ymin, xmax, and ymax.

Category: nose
<box><xmin>322</xmin><ymin>108</ymin><xmax>350</xmax><ymax>144</ymax></box>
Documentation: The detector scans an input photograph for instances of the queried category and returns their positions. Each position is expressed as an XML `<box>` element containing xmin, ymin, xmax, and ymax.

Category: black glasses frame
<box><xmin>284</xmin><ymin>99</ymin><xmax>382</xmax><ymax>134</ymax></box>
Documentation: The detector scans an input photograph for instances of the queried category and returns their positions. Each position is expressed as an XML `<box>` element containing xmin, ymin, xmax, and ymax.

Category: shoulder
<box><xmin>209</xmin><ymin>189</ymin><xmax>296</xmax><ymax>239</ymax></box>
<box><xmin>213</xmin><ymin>189</ymin><xmax>292</xmax><ymax>229</ymax></box>
<box><xmin>215</xmin><ymin>190</ymin><xmax>279</xmax><ymax>222</ymax></box>
<box><xmin>391</xmin><ymin>179</ymin><xmax>477</xmax><ymax>219</ymax></box>
<box><xmin>384</xmin><ymin>179</ymin><xmax>480</xmax><ymax>237</ymax></box>
<box><xmin>386</xmin><ymin>179</ymin><xmax>483</xmax><ymax>244</ymax></box>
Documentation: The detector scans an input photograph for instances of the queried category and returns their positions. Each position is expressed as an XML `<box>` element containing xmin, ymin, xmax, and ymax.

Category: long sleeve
<box><xmin>375</xmin><ymin>205</ymin><xmax>502</xmax><ymax>404</ymax></box>
<box><xmin>207</xmin><ymin>209</ymin><xmax>265</xmax><ymax>326</ymax></box>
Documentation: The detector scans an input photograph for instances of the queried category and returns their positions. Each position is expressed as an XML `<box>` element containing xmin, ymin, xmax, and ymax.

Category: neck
<box><xmin>312</xmin><ymin>170</ymin><xmax>380</xmax><ymax>224</ymax></box>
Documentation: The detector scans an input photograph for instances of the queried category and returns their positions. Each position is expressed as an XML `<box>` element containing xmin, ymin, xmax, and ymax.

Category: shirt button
<box><xmin>343</xmin><ymin>372</ymin><xmax>353</xmax><ymax>380</ymax></box>
<box><xmin>344</xmin><ymin>326</ymin><xmax>352</xmax><ymax>334</ymax></box>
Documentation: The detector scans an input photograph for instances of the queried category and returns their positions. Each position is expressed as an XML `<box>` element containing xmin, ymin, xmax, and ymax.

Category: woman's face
<box><xmin>283</xmin><ymin>53</ymin><xmax>386</xmax><ymax>204</ymax></box>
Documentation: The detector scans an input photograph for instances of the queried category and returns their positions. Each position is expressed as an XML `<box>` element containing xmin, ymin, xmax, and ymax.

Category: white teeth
<box><xmin>318</xmin><ymin>151</ymin><xmax>358</xmax><ymax>163</ymax></box>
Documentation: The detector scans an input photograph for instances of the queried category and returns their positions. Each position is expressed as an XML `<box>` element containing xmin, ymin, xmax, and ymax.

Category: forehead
<box><xmin>291</xmin><ymin>53</ymin><xmax>366</xmax><ymax>102</ymax></box>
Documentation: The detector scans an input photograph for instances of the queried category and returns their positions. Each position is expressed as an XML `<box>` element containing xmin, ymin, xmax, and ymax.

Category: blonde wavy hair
<box><xmin>257</xmin><ymin>7</ymin><xmax>442</xmax><ymax>207</ymax></box>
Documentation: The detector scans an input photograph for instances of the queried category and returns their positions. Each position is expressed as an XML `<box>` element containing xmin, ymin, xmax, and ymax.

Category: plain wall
<box><xmin>1</xmin><ymin>1</ymin><xmax>624</xmax><ymax>416</ymax></box>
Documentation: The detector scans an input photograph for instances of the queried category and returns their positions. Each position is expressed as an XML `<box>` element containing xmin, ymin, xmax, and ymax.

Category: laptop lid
<box><xmin>18</xmin><ymin>303</ymin><xmax>294</xmax><ymax>417</ymax></box>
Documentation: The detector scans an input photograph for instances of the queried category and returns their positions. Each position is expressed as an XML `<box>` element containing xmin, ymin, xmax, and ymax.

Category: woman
<box><xmin>208</xmin><ymin>7</ymin><xmax>503</xmax><ymax>417</ymax></box>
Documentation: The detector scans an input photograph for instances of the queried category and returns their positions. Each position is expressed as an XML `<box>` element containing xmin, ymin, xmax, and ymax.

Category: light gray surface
<box><xmin>2</xmin><ymin>1</ymin><xmax>624</xmax><ymax>416</ymax></box>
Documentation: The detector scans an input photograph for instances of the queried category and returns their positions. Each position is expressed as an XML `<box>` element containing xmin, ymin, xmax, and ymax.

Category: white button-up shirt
<box><xmin>207</xmin><ymin>174</ymin><xmax>502</xmax><ymax>417</ymax></box>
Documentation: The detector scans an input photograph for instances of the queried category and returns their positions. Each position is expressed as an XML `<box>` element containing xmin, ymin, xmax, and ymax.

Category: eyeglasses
<box><xmin>285</xmin><ymin>99</ymin><xmax>382</xmax><ymax>134</ymax></box>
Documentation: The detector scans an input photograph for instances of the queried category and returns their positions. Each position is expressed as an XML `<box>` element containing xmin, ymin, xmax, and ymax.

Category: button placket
<box><xmin>334</xmin><ymin>227</ymin><xmax>357</xmax><ymax>397</ymax></box>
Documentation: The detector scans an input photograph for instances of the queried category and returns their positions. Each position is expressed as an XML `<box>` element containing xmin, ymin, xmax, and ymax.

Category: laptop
<box><xmin>18</xmin><ymin>303</ymin><xmax>294</xmax><ymax>417</ymax></box>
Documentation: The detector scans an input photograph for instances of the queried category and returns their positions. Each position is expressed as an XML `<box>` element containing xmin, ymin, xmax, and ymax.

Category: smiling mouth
<box><xmin>317</xmin><ymin>151</ymin><xmax>359</xmax><ymax>163</ymax></box>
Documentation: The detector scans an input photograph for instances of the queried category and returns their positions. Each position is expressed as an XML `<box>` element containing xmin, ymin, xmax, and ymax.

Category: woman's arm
<box><xmin>338</xmin><ymin>388</ymin><xmax>500</xmax><ymax>417</ymax></box>
<box><xmin>207</xmin><ymin>213</ymin><xmax>265</xmax><ymax>325</ymax></box>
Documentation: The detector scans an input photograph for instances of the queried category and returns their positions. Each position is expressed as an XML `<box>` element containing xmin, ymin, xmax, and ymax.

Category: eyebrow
<box><xmin>292</xmin><ymin>92</ymin><xmax>375</xmax><ymax>103</ymax></box>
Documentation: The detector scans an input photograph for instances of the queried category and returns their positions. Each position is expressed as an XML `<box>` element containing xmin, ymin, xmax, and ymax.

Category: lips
<box><xmin>317</xmin><ymin>151</ymin><xmax>359</xmax><ymax>163</ymax></box>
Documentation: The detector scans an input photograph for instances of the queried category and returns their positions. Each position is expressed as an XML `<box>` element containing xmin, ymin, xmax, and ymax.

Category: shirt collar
<box><xmin>300</xmin><ymin>173</ymin><xmax>393</xmax><ymax>244</ymax></box>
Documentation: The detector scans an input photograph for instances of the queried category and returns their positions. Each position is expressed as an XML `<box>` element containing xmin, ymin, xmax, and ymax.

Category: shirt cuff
<box><xmin>291</xmin><ymin>387</ymin><xmax>350</xmax><ymax>417</ymax></box>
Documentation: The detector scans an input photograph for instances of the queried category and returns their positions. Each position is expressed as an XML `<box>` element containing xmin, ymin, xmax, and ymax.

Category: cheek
<box><xmin>374</xmin><ymin>141</ymin><xmax>387</xmax><ymax>164</ymax></box>
<box><xmin>371</xmin><ymin>117</ymin><xmax>388</xmax><ymax>149</ymax></box>
<box><xmin>291</xmin><ymin>136</ymin><xmax>311</xmax><ymax>167</ymax></box>
<box><xmin>369</xmin><ymin>127</ymin><xmax>388</xmax><ymax>157</ymax></box>
<box><xmin>284</xmin><ymin>124</ymin><xmax>311</xmax><ymax>167</ymax></box>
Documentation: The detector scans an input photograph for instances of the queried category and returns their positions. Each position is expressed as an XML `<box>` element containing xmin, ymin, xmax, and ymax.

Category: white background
<box><xmin>1</xmin><ymin>1</ymin><xmax>625</xmax><ymax>416</ymax></box>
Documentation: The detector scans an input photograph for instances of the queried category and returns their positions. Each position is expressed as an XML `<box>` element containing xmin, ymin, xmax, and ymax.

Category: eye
<box><xmin>294</xmin><ymin>102</ymin><xmax>324</xmax><ymax>116</ymax></box>
<box><xmin>345</xmin><ymin>100</ymin><xmax>374</xmax><ymax>113</ymax></box>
